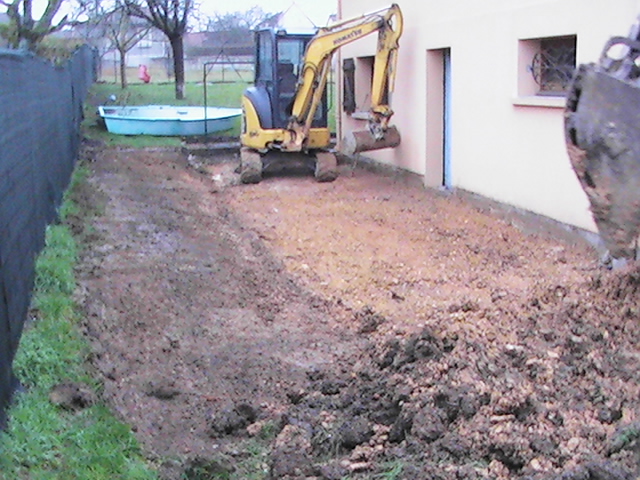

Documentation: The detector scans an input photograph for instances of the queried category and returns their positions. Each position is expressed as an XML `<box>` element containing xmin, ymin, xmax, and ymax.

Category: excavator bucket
<box><xmin>565</xmin><ymin>31</ymin><xmax>640</xmax><ymax>260</ymax></box>
<box><xmin>342</xmin><ymin>125</ymin><xmax>401</xmax><ymax>156</ymax></box>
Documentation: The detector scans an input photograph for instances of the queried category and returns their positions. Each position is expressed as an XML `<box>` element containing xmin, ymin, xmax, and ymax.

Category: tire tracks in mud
<box><xmin>76</xmin><ymin>147</ymin><xmax>640</xmax><ymax>480</ymax></box>
<box><xmin>77</xmin><ymin>148</ymin><xmax>364</xmax><ymax>476</ymax></box>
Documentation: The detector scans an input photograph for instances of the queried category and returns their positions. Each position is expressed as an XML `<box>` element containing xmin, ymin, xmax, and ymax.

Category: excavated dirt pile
<box><xmin>73</xmin><ymin>143</ymin><xmax>640</xmax><ymax>480</ymax></box>
<box><xmin>267</xmin><ymin>268</ymin><xmax>640</xmax><ymax>480</ymax></box>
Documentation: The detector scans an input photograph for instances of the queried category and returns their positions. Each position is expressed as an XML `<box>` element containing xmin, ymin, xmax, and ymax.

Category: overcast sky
<box><xmin>13</xmin><ymin>0</ymin><xmax>337</xmax><ymax>29</ymax></box>
<box><xmin>200</xmin><ymin>0</ymin><xmax>337</xmax><ymax>26</ymax></box>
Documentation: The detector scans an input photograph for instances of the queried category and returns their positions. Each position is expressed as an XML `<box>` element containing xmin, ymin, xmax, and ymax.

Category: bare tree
<box><xmin>205</xmin><ymin>7</ymin><xmax>279</xmax><ymax>45</ymax></box>
<box><xmin>207</xmin><ymin>6</ymin><xmax>279</xmax><ymax>33</ymax></box>
<box><xmin>62</xmin><ymin>2</ymin><xmax>111</xmax><ymax>76</ymax></box>
<box><xmin>104</xmin><ymin>5</ymin><xmax>150</xmax><ymax>88</ymax></box>
<box><xmin>0</xmin><ymin>0</ymin><xmax>67</xmax><ymax>50</ymax></box>
<box><xmin>123</xmin><ymin>0</ymin><xmax>193</xmax><ymax>99</ymax></box>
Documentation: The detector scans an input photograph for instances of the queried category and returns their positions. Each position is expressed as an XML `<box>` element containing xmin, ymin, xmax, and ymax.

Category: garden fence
<box><xmin>0</xmin><ymin>45</ymin><xmax>96</xmax><ymax>427</ymax></box>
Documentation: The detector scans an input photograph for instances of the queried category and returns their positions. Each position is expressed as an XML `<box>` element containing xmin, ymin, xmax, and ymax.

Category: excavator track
<box><xmin>314</xmin><ymin>152</ymin><xmax>338</xmax><ymax>182</ymax></box>
<box><xmin>240</xmin><ymin>147</ymin><xmax>263</xmax><ymax>184</ymax></box>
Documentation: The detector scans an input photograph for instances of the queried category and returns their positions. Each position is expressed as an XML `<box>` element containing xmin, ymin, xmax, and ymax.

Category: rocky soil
<box><xmin>73</xmin><ymin>143</ymin><xmax>640</xmax><ymax>480</ymax></box>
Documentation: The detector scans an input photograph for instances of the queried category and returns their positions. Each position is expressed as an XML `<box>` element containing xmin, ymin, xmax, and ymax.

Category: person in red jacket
<box><xmin>138</xmin><ymin>64</ymin><xmax>151</xmax><ymax>83</ymax></box>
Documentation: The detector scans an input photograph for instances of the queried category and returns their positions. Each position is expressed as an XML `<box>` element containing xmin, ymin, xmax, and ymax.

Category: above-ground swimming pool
<box><xmin>98</xmin><ymin>105</ymin><xmax>242</xmax><ymax>136</ymax></box>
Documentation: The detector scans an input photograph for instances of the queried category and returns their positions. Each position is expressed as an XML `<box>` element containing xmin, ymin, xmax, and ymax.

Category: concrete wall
<box><xmin>337</xmin><ymin>0</ymin><xmax>640</xmax><ymax>231</ymax></box>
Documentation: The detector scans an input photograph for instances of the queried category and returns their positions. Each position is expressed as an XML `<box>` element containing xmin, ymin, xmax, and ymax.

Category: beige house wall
<box><xmin>337</xmin><ymin>0</ymin><xmax>640</xmax><ymax>231</ymax></box>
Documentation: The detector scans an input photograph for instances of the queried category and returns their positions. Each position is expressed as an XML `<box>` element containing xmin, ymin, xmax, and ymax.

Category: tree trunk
<box><xmin>118</xmin><ymin>48</ymin><xmax>128</xmax><ymax>89</ymax></box>
<box><xmin>170</xmin><ymin>36</ymin><xmax>185</xmax><ymax>100</ymax></box>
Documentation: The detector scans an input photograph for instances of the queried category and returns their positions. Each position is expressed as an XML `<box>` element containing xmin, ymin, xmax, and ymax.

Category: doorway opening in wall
<box><xmin>425</xmin><ymin>47</ymin><xmax>452</xmax><ymax>189</ymax></box>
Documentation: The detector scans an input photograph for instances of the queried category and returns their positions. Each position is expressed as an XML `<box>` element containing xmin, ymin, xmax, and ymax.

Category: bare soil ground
<box><xmin>75</xmin><ymin>143</ymin><xmax>640</xmax><ymax>480</ymax></box>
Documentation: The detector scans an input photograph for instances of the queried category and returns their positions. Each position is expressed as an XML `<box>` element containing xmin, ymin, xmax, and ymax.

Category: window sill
<box><xmin>512</xmin><ymin>96</ymin><xmax>566</xmax><ymax>108</ymax></box>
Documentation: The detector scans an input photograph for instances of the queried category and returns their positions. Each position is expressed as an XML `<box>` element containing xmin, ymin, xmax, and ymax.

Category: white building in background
<box><xmin>337</xmin><ymin>0</ymin><xmax>640</xmax><ymax>233</ymax></box>
<box><xmin>124</xmin><ymin>28</ymin><xmax>169</xmax><ymax>68</ymax></box>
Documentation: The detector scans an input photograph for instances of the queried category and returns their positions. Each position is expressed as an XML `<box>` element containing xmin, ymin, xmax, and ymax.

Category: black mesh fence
<box><xmin>0</xmin><ymin>45</ymin><xmax>96</xmax><ymax>427</ymax></box>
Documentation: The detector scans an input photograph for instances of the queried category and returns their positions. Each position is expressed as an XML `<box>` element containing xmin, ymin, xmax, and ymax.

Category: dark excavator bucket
<box><xmin>341</xmin><ymin>125</ymin><xmax>401</xmax><ymax>156</ymax></box>
<box><xmin>565</xmin><ymin>30</ymin><xmax>640</xmax><ymax>260</ymax></box>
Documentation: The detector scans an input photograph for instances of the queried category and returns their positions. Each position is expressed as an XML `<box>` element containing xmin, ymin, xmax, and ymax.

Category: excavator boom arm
<box><xmin>289</xmin><ymin>4</ymin><xmax>403</xmax><ymax>135</ymax></box>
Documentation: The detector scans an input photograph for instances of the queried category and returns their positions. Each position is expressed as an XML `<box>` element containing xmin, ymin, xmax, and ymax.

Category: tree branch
<box><xmin>37</xmin><ymin>0</ymin><xmax>63</xmax><ymax>27</ymax></box>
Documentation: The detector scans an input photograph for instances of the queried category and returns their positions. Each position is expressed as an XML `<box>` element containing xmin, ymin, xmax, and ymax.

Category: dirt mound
<box><xmin>77</xmin><ymin>146</ymin><xmax>640</xmax><ymax>479</ymax></box>
<box><xmin>202</xmin><ymin>271</ymin><xmax>640</xmax><ymax>479</ymax></box>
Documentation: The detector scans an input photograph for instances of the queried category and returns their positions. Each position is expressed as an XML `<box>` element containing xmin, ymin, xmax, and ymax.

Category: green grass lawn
<box><xmin>85</xmin><ymin>78</ymin><xmax>337</xmax><ymax>149</ymax></box>
<box><xmin>99</xmin><ymin>64</ymin><xmax>254</xmax><ymax>85</ymax></box>
<box><xmin>91</xmin><ymin>81</ymin><xmax>248</xmax><ymax>107</ymax></box>
<box><xmin>85</xmin><ymin>81</ymin><xmax>249</xmax><ymax>148</ymax></box>
<box><xmin>0</xmin><ymin>165</ymin><xmax>158</xmax><ymax>480</ymax></box>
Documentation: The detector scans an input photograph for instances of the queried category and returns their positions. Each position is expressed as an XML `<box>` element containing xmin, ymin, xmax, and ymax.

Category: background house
<box><xmin>337</xmin><ymin>0</ymin><xmax>640</xmax><ymax>234</ymax></box>
<box><xmin>97</xmin><ymin>26</ymin><xmax>170</xmax><ymax>82</ymax></box>
<box><xmin>183</xmin><ymin>30</ymin><xmax>253</xmax><ymax>79</ymax></box>
<box><xmin>124</xmin><ymin>27</ymin><xmax>168</xmax><ymax>68</ymax></box>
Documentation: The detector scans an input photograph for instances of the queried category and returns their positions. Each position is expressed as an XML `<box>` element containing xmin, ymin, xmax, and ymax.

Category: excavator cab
<box><xmin>252</xmin><ymin>30</ymin><xmax>328</xmax><ymax>130</ymax></box>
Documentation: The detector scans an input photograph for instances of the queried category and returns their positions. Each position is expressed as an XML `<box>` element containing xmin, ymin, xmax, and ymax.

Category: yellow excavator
<box><xmin>239</xmin><ymin>4</ymin><xmax>403</xmax><ymax>183</ymax></box>
<box><xmin>565</xmin><ymin>15</ymin><xmax>640</xmax><ymax>265</ymax></box>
